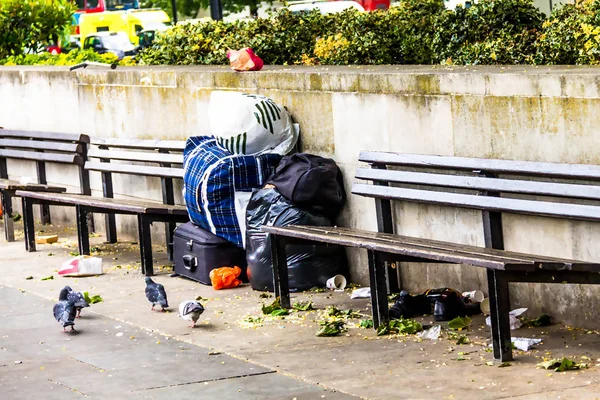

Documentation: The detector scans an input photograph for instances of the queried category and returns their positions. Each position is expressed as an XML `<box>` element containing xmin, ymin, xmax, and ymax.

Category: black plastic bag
<box><xmin>245</xmin><ymin>187</ymin><xmax>347</xmax><ymax>292</ymax></box>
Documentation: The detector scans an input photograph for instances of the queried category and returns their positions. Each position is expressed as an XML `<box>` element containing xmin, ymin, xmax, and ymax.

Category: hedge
<box><xmin>5</xmin><ymin>0</ymin><xmax>600</xmax><ymax>66</ymax></box>
<box><xmin>137</xmin><ymin>0</ymin><xmax>600</xmax><ymax>66</ymax></box>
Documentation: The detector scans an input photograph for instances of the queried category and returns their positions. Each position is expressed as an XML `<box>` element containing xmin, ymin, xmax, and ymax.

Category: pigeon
<box><xmin>178</xmin><ymin>300</ymin><xmax>205</xmax><ymax>328</ymax></box>
<box><xmin>64</xmin><ymin>286</ymin><xmax>90</xmax><ymax>318</ymax></box>
<box><xmin>54</xmin><ymin>287</ymin><xmax>77</xmax><ymax>332</ymax></box>
<box><xmin>145</xmin><ymin>277</ymin><xmax>168</xmax><ymax>311</ymax></box>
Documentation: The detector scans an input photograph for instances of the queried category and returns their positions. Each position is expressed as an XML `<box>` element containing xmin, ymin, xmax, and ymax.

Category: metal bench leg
<box><xmin>368</xmin><ymin>250</ymin><xmax>389</xmax><ymax>329</ymax></box>
<box><xmin>165</xmin><ymin>221</ymin><xmax>176</xmax><ymax>262</ymax></box>
<box><xmin>138</xmin><ymin>214</ymin><xmax>153</xmax><ymax>276</ymax></box>
<box><xmin>40</xmin><ymin>204</ymin><xmax>51</xmax><ymax>225</ymax></box>
<box><xmin>2</xmin><ymin>190</ymin><xmax>15</xmax><ymax>242</ymax></box>
<box><xmin>105</xmin><ymin>213</ymin><xmax>117</xmax><ymax>244</ymax></box>
<box><xmin>271</xmin><ymin>234</ymin><xmax>291</xmax><ymax>308</ymax></box>
<box><xmin>487</xmin><ymin>269</ymin><xmax>513</xmax><ymax>362</ymax></box>
<box><xmin>21</xmin><ymin>197</ymin><xmax>36</xmax><ymax>252</ymax></box>
<box><xmin>76</xmin><ymin>205</ymin><xmax>90</xmax><ymax>256</ymax></box>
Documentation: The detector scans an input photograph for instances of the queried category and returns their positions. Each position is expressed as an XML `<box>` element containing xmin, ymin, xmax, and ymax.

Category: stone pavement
<box><xmin>1</xmin><ymin>223</ymin><xmax>600</xmax><ymax>400</ymax></box>
<box><xmin>0</xmin><ymin>284</ymin><xmax>356</xmax><ymax>400</ymax></box>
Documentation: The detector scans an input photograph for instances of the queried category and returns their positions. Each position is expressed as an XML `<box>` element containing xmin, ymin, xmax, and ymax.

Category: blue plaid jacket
<box><xmin>183</xmin><ymin>136</ymin><xmax>281</xmax><ymax>248</ymax></box>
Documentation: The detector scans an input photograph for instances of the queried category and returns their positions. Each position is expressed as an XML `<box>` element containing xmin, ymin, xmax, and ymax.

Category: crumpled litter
<box><xmin>417</xmin><ymin>325</ymin><xmax>441</xmax><ymax>340</ymax></box>
<box><xmin>488</xmin><ymin>337</ymin><xmax>542</xmax><ymax>351</ymax></box>
<box><xmin>350</xmin><ymin>287</ymin><xmax>371</xmax><ymax>299</ymax></box>
<box><xmin>226</xmin><ymin>48</ymin><xmax>264</xmax><ymax>72</ymax></box>
<box><xmin>486</xmin><ymin>307</ymin><xmax>527</xmax><ymax>330</ymax></box>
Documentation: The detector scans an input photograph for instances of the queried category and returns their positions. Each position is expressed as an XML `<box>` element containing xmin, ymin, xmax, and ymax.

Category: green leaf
<box><xmin>359</xmin><ymin>319</ymin><xmax>374</xmax><ymax>329</ymax></box>
<box><xmin>448</xmin><ymin>316</ymin><xmax>472</xmax><ymax>330</ymax></box>
<box><xmin>523</xmin><ymin>314</ymin><xmax>552</xmax><ymax>327</ymax></box>
<box><xmin>292</xmin><ymin>301</ymin><xmax>314</xmax><ymax>311</ymax></box>
<box><xmin>537</xmin><ymin>357</ymin><xmax>587</xmax><ymax>372</ymax></box>
<box><xmin>89</xmin><ymin>295</ymin><xmax>103</xmax><ymax>304</ymax></box>
<box><xmin>262</xmin><ymin>298</ymin><xmax>284</xmax><ymax>315</ymax></box>
<box><xmin>40</xmin><ymin>275</ymin><xmax>53</xmax><ymax>281</ymax></box>
<box><xmin>259</xmin><ymin>293</ymin><xmax>272</xmax><ymax>299</ymax></box>
<box><xmin>83</xmin><ymin>291</ymin><xmax>92</xmax><ymax>304</ymax></box>
<box><xmin>25</xmin><ymin>276</ymin><xmax>33</xmax><ymax>280</ymax></box>
<box><xmin>456</xmin><ymin>335</ymin><xmax>470</xmax><ymax>345</ymax></box>
<box><xmin>270</xmin><ymin>308</ymin><xmax>289</xmax><ymax>317</ymax></box>
<box><xmin>377</xmin><ymin>318</ymin><xmax>423</xmax><ymax>336</ymax></box>
<box><xmin>316</xmin><ymin>320</ymin><xmax>346</xmax><ymax>337</ymax></box>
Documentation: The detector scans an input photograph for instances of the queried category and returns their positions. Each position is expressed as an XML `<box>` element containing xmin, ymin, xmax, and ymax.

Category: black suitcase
<box><xmin>173</xmin><ymin>222</ymin><xmax>247</xmax><ymax>285</ymax></box>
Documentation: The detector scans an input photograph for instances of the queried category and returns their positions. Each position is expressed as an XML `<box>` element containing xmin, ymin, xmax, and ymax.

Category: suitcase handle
<box><xmin>183</xmin><ymin>254</ymin><xmax>198</xmax><ymax>270</ymax></box>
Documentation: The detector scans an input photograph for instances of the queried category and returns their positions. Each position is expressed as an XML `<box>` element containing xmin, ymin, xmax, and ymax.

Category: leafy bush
<box><xmin>535</xmin><ymin>0</ymin><xmax>600</xmax><ymax>65</ymax></box>
<box><xmin>433</xmin><ymin>0</ymin><xmax>545</xmax><ymax>64</ymax></box>
<box><xmin>0</xmin><ymin>0</ymin><xmax>75</xmax><ymax>59</ymax></box>
<box><xmin>0</xmin><ymin>49</ymin><xmax>134</xmax><ymax>66</ymax></box>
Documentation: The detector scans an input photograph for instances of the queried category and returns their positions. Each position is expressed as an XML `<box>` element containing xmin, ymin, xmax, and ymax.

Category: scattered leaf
<box><xmin>11</xmin><ymin>213</ymin><xmax>21</xmax><ymax>222</ymax></box>
<box><xmin>359</xmin><ymin>319</ymin><xmax>374</xmax><ymax>329</ymax></box>
<box><xmin>83</xmin><ymin>291</ymin><xmax>103</xmax><ymax>304</ymax></box>
<box><xmin>456</xmin><ymin>335</ymin><xmax>470</xmax><ymax>345</ymax></box>
<box><xmin>25</xmin><ymin>276</ymin><xmax>33</xmax><ymax>280</ymax></box>
<box><xmin>293</xmin><ymin>301</ymin><xmax>314</xmax><ymax>311</ymax></box>
<box><xmin>537</xmin><ymin>358</ymin><xmax>587</xmax><ymax>372</ymax></box>
<box><xmin>259</xmin><ymin>293</ymin><xmax>272</xmax><ymax>299</ymax></box>
<box><xmin>448</xmin><ymin>316</ymin><xmax>472</xmax><ymax>330</ymax></box>
<box><xmin>316</xmin><ymin>320</ymin><xmax>346</xmax><ymax>337</ymax></box>
<box><xmin>270</xmin><ymin>308</ymin><xmax>289</xmax><ymax>317</ymax></box>
<box><xmin>69</xmin><ymin>251</ymin><xmax>79</xmax><ymax>257</ymax></box>
<box><xmin>498</xmin><ymin>362</ymin><xmax>512</xmax><ymax>368</ymax></box>
<box><xmin>377</xmin><ymin>318</ymin><xmax>422</xmax><ymax>336</ymax></box>
<box><xmin>262</xmin><ymin>298</ymin><xmax>285</xmax><ymax>315</ymax></box>
<box><xmin>41</xmin><ymin>275</ymin><xmax>53</xmax><ymax>281</ymax></box>
<box><xmin>522</xmin><ymin>314</ymin><xmax>552</xmax><ymax>327</ymax></box>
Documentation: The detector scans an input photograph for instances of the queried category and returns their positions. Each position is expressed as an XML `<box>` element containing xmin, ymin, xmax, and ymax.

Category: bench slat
<box><xmin>0</xmin><ymin>139</ymin><xmax>82</xmax><ymax>153</ymax></box>
<box><xmin>0</xmin><ymin>130</ymin><xmax>89</xmax><ymax>143</ymax></box>
<box><xmin>356</xmin><ymin>168</ymin><xmax>600</xmax><ymax>200</ymax></box>
<box><xmin>88</xmin><ymin>148</ymin><xmax>183</xmax><ymax>164</ymax></box>
<box><xmin>261</xmin><ymin>225</ymin><xmax>536</xmax><ymax>271</ymax></box>
<box><xmin>91</xmin><ymin>138</ymin><xmax>186</xmax><ymax>151</ymax></box>
<box><xmin>352</xmin><ymin>183</ymin><xmax>600</xmax><ymax>222</ymax></box>
<box><xmin>295</xmin><ymin>226</ymin><xmax>599</xmax><ymax>272</ymax></box>
<box><xmin>15</xmin><ymin>190</ymin><xmax>188</xmax><ymax>215</ymax></box>
<box><xmin>85</xmin><ymin>161</ymin><xmax>183</xmax><ymax>179</ymax></box>
<box><xmin>0</xmin><ymin>149</ymin><xmax>82</xmax><ymax>165</ymax></box>
<box><xmin>0</xmin><ymin>179</ymin><xmax>66</xmax><ymax>192</ymax></box>
<box><xmin>359</xmin><ymin>151</ymin><xmax>600</xmax><ymax>180</ymax></box>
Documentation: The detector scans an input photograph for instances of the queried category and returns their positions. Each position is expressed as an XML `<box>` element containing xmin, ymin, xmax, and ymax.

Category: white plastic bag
<box><xmin>59</xmin><ymin>256</ymin><xmax>103</xmax><ymax>277</ymax></box>
<box><xmin>209</xmin><ymin>91</ymin><xmax>299</xmax><ymax>156</ymax></box>
<box><xmin>486</xmin><ymin>307</ymin><xmax>527</xmax><ymax>330</ymax></box>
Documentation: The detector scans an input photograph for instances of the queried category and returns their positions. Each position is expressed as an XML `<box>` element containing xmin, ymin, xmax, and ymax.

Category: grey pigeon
<box><xmin>54</xmin><ymin>287</ymin><xmax>77</xmax><ymax>332</ymax></box>
<box><xmin>145</xmin><ymin>277</ymin><xmax>168</xmax><ymax>311</ymax></box>
<box><xmin>178</xmin><ymin>300</ymin><xmax>205</xmax><ymax>328</ymax></box>
<box><xmin>64</xmin><ymin>286</ymin><xmax>90</xmax><ymax>318</ymax></box>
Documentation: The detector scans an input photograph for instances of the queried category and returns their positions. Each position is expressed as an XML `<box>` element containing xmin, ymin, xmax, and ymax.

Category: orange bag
<box><xmin>209</xmin><ymin>266</ymin><xmax>242</xmax><ymax>290</ymax></box>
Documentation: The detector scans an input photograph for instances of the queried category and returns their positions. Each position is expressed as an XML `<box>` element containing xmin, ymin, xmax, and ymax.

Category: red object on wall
<box><xmin>359</xmin><ymin>0</ymin><xmax>390</xmax><ymax>11</ymax></box>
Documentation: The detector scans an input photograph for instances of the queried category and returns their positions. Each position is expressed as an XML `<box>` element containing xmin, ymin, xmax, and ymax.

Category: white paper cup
<box><xmin>326</xmin><ymin>274</ymin><xmax>347</xmax><ymax>290</ymax></box>
<box><xmin>462</xmin><ymin>290</ymin><xmax>484</xmax><ymax>303</ymax></box>
<box><xmin>480</xmin><ymin>298</ymin><xmax>490</xmax><ymax>315</ymax></box>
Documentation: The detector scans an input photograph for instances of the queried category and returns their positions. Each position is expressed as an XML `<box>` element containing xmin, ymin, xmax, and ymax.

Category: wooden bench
<box><xmin>0</xmin><ymin>129</ymin><xmax>90</xmax><ymax>242</ymax></box>
<box><xmin>263</xmin><ymin>151</ymin><xmax>600</xmax><ymax>362</ymax></box>
<box><xmin>17</xmin><ymin>138</ymin><xmax>189</xmax><ymax>276</ymax></box>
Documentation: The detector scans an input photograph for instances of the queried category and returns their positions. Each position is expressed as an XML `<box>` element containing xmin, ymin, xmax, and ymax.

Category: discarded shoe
<box><xmin>428</xmin><ymin>288</ymin><xmax>481</xmax><ymax>322</ymax></box>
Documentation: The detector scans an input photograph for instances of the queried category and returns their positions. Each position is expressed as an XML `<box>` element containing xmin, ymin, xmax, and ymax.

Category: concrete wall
<box><xmin>2</xmin><ymin>65</ymin><xmax>600</xmax><ymax>328</ymax></box>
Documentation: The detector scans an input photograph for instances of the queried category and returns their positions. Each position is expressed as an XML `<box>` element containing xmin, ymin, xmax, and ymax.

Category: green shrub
<box><xmin>0</xmin><ymin>0</ymin><xmax>75</xmax><ymax>59</ymax></box>
<box><xmin>535</xmin><ymin>0</ymin><xmax>600</xmax><ymax>65</ymax></box>
<box><xmin>433</xmin><ymin>0</ymin><xmax>544</xmax><ymax>64</ymax></box>
<box><xmin>0</xmin><ymin>49</ymin><xmax>134</xmax><ymax>66</ymax></box>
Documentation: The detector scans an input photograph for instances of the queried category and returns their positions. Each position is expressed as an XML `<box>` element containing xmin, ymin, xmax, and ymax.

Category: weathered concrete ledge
<box><xmin>2</xmin><ymin>65</ymin><xmax>600</xmax><ymax>328</ymax></box>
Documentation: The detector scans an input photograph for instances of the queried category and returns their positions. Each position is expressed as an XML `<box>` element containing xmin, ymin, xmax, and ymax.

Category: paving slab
<box><xmin>0</xmin><ymin>283</ymin><xmax>357</xmax><ymax>400</ymax></box>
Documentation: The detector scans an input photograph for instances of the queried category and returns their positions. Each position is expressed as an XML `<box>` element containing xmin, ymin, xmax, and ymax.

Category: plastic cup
<box><xmin>326</xmin><ymin>274</ymin><xmax>347</xmax><ymax>291</ymax></box>
<box><xmin>480</xmin><ymin>298</ymin><xmax>491</xmax><ymax>315</ymax></box>
<box><xmin>462</xmin><ymin>290</ymin><xmax>484</xmax><ymax>303</ymax></box>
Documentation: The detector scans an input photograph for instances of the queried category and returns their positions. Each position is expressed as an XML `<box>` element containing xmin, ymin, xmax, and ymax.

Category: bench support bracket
<box><xmin>2</xmin><ymin>190</ymin><xmax>14</xmax><ymax>242</ymax></box>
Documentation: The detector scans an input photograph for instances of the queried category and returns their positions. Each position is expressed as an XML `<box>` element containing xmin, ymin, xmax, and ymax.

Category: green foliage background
<box><xmin>0</xmin><ymin>0</ymin><xmax>75</xmax><ymax>59</ymax></box>
<box><xmin>5</xmin><ymin>0</ymin><xmax>600</xmax><ymax>66</ymax></box>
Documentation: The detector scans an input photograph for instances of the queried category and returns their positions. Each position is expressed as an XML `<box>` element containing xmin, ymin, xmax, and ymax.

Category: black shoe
<box><xmin>431</xmin><ymin>290</ymin><xmax>481</xmax><ymax>321</ymax></box>
<box><xmin>389</xmin><ymin>290</ymin><xmax>432</xmax><ymax>319</ymax></box>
